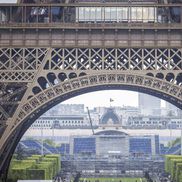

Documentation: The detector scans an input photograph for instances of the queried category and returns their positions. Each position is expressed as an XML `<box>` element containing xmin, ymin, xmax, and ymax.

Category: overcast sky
<box><xmin>62</xmin><ymin>90</ymin><xmax>167</xmax><ymax>109</ymax></box>
<box><xmin>63</xmin><ymin>90</ymin><xmax>138</xmax><ymax>108</ymax></box>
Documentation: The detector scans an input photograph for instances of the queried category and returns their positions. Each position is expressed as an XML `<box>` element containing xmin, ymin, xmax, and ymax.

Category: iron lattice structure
<box><xmin>0</xmin><ymin>1</ymin><xmax>182</xmax><ymax>181</ymax></box>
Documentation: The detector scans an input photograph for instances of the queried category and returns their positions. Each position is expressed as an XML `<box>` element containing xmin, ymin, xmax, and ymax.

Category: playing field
<box><xmin>79</xmin><ymin>178</ymin><xmax>147</xmax><ymax>182</ymax></box>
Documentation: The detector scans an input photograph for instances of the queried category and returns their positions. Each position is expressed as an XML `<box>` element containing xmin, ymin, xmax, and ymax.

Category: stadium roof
<box><xmin>94</xmin><ymin>130</ymin><xmax>128</xmax><ymax>136</ymax></box>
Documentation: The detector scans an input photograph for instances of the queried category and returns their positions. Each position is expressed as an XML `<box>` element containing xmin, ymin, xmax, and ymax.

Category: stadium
<box><xmin>17</xmin><ymin>107</ymin><xmax>180</xmax><ymax>179</ymax></box>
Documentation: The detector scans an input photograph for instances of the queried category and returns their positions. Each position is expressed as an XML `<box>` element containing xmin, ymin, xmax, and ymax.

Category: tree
<box><xmin>16</xmin><ymin>144</ymin><xmax>26</xmax><ymax>160</ymax></box>
<box><xmin>43</xmin><ymin>139</ymin><xmax>56</xmax><ymax>147</ymax></box>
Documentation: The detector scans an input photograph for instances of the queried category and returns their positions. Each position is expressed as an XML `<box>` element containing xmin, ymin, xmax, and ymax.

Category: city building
<box><xmin>44</xmin><ymin>104</ymin><xmax>85</xmax><ymax>116</ymax></box>
<box><xmin>166</xmin><ymin>102</ymin><xmax>179</xmax><ymax>116</ymax></box>
<box><xmin>93</xmin><ymin>106</ymin><xmax>140</xmax><ymax>127</ymax></box>
<box><xmin>127</xmin><ymin>116</ymin><xmax>182</xmax><ymax>129</ymax></box>
<box><xmin>31</xmin><ymin>104</ymin><xmax>182</xmax><ymax>130</ymax></box>
<box><xmin>30</xmin><ymin>115</ymin><xmax>94</xmax><ymax>129</ymax></box>
<box><xmin>138</xmin><ymin>93</ymin><xmax>161</xmax><ymax>116</ymax></box>
<box><xmin>168</xmin><ymin>118</ymin><xmax>182</xmax><ymax>129</ymax></box>
<box><xmin>99</xmin><ymin>108</ymin><xmax>122</xmax><ymax>127</ymax></box>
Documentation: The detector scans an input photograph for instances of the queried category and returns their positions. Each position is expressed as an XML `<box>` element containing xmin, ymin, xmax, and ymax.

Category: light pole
<box><xmin>41</xmin><ymin>123</ymin><xmax>44</xmax><ymax>156</ymax></box>
<box><xmin>181</xmin><ymin>128</ymin><xmax>182</xmax><ymax>155</ymax></box>
<box><xmin>52</xmin><ymin>121</ymin><xmax>55</xmax><ymax>141</ymax></box>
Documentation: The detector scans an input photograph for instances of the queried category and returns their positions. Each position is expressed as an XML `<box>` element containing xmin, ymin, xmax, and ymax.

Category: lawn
<box><xmin>79</xmin><ymin>178</ymin><xmax>147</xmax><ymax>182</ymax></box>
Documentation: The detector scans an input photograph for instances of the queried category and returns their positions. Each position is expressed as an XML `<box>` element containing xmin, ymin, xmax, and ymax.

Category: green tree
<box><xmin>43</xmin><ymin>139</ymin><xmax>56</xmax><ymax>147</ymax></box>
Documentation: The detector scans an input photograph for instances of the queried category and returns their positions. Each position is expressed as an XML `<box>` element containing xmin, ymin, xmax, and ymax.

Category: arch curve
<box><xmin>9</xmin><ymin>72</ymin><xmax>182</xmax><ymax>134</ymax></box>
<box><xmin>0</xmin><ymin>72</ymin><xmax>181</xmax><ymax>180</ymax></box>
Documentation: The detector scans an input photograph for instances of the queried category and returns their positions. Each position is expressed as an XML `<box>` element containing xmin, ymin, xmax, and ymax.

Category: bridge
<box><xmin>0</xmin><ymin>0</ymin><xmax>182</xmax><ymax>181</ymax></box>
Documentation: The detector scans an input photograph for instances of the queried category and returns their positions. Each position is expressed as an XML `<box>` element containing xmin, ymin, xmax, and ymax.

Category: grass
<box><xmin>79</xmin><ymin>178</ymin><xmax>147</xmax><ymax>182</ymax></box>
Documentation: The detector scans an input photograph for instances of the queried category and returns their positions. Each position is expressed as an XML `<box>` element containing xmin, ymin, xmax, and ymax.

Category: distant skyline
<box><xmin>62</xmin><ymin>90</ymin><xmax>166</xmax><ymax>109</ymax></box>
<box><xmin>62</xmin><ymin>90</ymin><xmax>138</xmax><ymax>109</ymax></box>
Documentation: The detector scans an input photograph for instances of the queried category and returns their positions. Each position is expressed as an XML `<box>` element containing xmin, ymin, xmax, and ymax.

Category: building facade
<box><xmin>30</xmin><ymin>115</ymin><xmax>91</xmax><ymax>129</ymax></box>
<box><xmin>31</xmin><ymin>104</ymin><xmax>182</xmax><ymax>129</ymax></box>
<box><xmin>44</xmin><ymin>104</ymin><xmax>85</xmax><ymax>116</ymax></box>
<box><xmin>127</xmin><ymin>116</ymin><xmax>182</xmax><ymax>129</ymax></box>
<box><xmin>138</xmin><ymin>93</ymin><xmax>161</xmax><ymax>116</ymax></box>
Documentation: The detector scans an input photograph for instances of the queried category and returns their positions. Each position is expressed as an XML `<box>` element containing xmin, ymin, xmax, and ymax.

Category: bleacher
<box><xmin>43</xmin><ymin>143</ymin><xmax>59</xmax><ymax>154</ymax></box>
<box><xmin>73</xmin><ymin>137</ymin><xmax>96</xmax><ymax>154</ymax></box>
<box><xmin>160</xmin><ymin>144</ymin><xmax>169</xmax><ymax>155</ymax></box>
<box><xmin>21</xmin><ymin>140</ymin><xmax>42</xmax><ymax>151</ymax></box>
<box><xmin>166</xmin><ymin>143</ymin><xmax>181</xmax><ymax>155</ymax></box>
<box><xmin>129</xmin><ymin>138</ymin><xmax>152</xmax><ymax>155</ymax></box>
<box><xmin>57</xmin><ymin>144</ymin><xmax>70</xmax><ymax>154</ymax></box>
<box><xmin>19</xmin><ymin>139</ymin><xmax>57</xmax><ymax>154</ymax></box>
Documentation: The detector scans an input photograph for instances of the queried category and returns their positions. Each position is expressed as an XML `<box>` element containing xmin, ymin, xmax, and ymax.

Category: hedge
<box><xmin>45</xmin><ymin>154</ymin><xmax>61</xmax><ymax>171</ymax></box>
<box><xmin>26</xmin><ymin>169</ymin><xmax>45</xmax><ymax>180</ymax></box>
<box><xmin>165</xmin><ymin>155</ymin><xmax>182</xmax><ymax>172</ymax></box>
<box><xmin>35</xmin><ymin>162</ymin><xmax>53</xmax><ymax>179</ymax></box>
<box><xmin>179</xmin><ymin>173</ymin><xmax>182</xmax><ymax>182</ymax></box>
<box><xmin>165</xmin><ymin>155</ymin><xmax>182</xmax><ymax>182</ymax></box>
<box><xmin>42</xmin><ymin>158</ymin><xmax>57</xmax><ymax>176</ymax></box>
<box><xmin>27</xmin><ymin>155</ymin><xmax>42</xmax><ymax>162</ymax></box>
<box><xmin>8</xmin><ymin>154</ymin><xmax>61</xmax><ymax>182</ymax></box>
<box><xmin>176</xmin><ymin>163</ymin><xmax>182</xmax><ymax>182</ymax></box>
<box><xmin>170</xmin><ymin>159</ymin><xmax>182</xmax><ymax>180</ymax></box>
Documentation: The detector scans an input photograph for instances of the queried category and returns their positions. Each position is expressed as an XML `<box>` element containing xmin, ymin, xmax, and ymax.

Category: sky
<box><xmin>62</xmin><ymin>90</ymin><xmax>166</xmax><ymax>109</ymax></box>
<box><xmin>62</xmin><ymin>90</ymin><xmax>138</xmax><ymax>108</ymax></box>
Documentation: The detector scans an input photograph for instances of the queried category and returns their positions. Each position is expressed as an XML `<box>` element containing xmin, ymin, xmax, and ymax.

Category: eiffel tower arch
<box><xmin>0</xmin><ymin>1</ymin><xmax>182</xmax><ymax>181</ymax></box>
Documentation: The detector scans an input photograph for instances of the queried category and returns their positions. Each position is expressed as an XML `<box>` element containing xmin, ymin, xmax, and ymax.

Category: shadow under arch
<box><xmin>0</xmin><ymin>73</ymin><xmax>182</xmax><ymax>181</ymax></box>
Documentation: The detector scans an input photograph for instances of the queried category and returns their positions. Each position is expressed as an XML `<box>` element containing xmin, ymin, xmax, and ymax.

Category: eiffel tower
<box><xmin>0</xmin><ymin>0</ymin><xmax>181</xmax><ymax>181</ymax></box>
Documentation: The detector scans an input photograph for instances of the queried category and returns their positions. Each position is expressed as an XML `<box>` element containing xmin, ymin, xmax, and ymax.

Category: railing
<box><xmin>0</xmin><ymin>3</ymin><xmax>181</xmax><ymax>27</ymax></box>
<box><xmin>0</xmin><ymin>38</ymin><xmax>181</xmax><ymax>48</ymax></box>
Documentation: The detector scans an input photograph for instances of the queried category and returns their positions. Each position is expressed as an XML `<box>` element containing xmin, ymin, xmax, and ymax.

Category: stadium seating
<box><xmin>73</xmin><ymin>138</ymin><xmax>96</xmax><ymax>154</ymax></box>
<box><xmin>57</xmin><ymin>144</ymin><xmax>70</xmax><ymax>154</ymax></box>
<box><xmin>129</xmin><ymin>138</ymin><xmax>152</xmax><ymax>155</ymax></box>
<box><xmin>20</xmin><ymin>140</ymin><xmax>57</xmax><ymax>154</ymax></box>
<box><xmin>166</xmin><ymin>144</ymin><xmax>181</xmax><ymax>155</ymax></box>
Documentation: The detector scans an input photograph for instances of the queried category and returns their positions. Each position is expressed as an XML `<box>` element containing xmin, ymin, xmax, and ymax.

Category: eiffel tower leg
<box><xmin>0</xmin><ymin>48</ymin><xmax>52</xmax><ymax>181</ymax></box>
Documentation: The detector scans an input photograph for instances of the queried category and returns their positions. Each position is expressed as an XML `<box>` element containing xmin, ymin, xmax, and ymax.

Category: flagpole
<box><xmin>110</xmin><ymin>98</ymin><xmax>114</xmax><ymax>108</ymax></box>
<box><xmin>41</xmin><ymin>124</ymin><xmax>44</xmax><ymax>156</ymax></box>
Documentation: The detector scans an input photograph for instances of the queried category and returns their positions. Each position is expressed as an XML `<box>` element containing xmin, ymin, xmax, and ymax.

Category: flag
<box><xmin>110</xmin><ymin>98</ymin><xmax>114</xmax><ymax>102</ymax></box>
